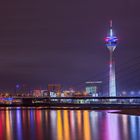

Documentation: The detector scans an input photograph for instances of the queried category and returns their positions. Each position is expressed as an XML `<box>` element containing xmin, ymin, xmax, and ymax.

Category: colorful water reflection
<box><xmin>0</xmin><ymin>108</ymin><xmax>139</xmax><ymax>140</ymax></box>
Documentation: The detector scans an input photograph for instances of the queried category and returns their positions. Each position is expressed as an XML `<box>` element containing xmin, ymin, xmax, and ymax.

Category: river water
<box><xmin>0</xmin><ymin>108</ymin><xmax>139</xmax><ymax>140</ymax></box>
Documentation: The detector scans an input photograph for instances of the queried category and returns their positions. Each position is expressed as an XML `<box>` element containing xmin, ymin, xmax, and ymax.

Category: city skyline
<box><xmin>0</xmin><ymin>2</ymin><xmax>140</xmax><ymax>140</ymax></box>
<box><xmin>0</xmin><ymin>1</ymin><xmax>140</xmax><ymax>91</ymax></box>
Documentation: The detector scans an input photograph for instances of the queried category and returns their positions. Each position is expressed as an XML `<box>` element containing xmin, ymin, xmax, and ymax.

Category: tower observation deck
<box><xmin>105</xmin><ymin>20</ymin><xmax>118</xmax><ymax>97</ymax></box>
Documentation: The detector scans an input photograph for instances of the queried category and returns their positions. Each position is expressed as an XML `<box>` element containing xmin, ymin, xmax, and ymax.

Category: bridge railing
<box><xmin>1</xmin><ymin>96</ymin><xmax>140</xmax><ymax>105</ymax></box>
<box><xmin>48</xmin><ymin>97</ymin><xmax>140</xmax><ymax>104</ymax></box>
<box><xmin>28</xmin><ymin>96</ymin><xmax>140</xmax><ymax>105</ymax></box>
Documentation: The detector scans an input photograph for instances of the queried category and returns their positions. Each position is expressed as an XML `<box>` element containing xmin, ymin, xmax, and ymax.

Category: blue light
<box><xmin>105</xmin><ymin>36</ymin><xmax>118</xmax><ymax>47</ymax></box>
<box><xmin>5</xmin><ymin>98</ymin><xmax>13</xmax><ymax>101</ymax></box>
<box><xmin>16</xmin><ymin>84</ymin><xmax>20</xmax><ymax>89</ymax></box>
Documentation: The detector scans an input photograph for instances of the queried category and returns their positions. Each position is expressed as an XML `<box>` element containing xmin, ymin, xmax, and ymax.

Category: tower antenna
<box><xmin>110</xmin><ymin>20</ymin><xmax>113</xmax><ymax>37</ymax></box>
<box><xmin>110</xmin><ymin>20</ymin><xmax>112</xmax><ymax>28</ymax></box>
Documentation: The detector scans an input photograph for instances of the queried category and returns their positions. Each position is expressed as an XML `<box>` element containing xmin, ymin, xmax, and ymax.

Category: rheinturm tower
<box><xmin>105</xmin><ymin>20</ymin><xmax>118</xmax><ymax>96</ymax></box>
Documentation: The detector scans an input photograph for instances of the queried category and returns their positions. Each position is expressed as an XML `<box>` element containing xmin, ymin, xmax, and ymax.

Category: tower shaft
<box><xmin>109</xmin><ymin>51</ymin><xmax>116</xmax><ymax>96</ymax></box>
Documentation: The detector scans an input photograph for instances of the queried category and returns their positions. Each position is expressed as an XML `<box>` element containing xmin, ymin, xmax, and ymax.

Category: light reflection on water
<box><xmin>0</xmin><ymin>108</ymin><xmax>139</xmax><ymax>140</ymax></box>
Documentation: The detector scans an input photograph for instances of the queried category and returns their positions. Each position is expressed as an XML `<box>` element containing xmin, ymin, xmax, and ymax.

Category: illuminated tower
<box><xmin>105</xmin><ymin>20</ymin><xmax>118</xmax><ymax>96</ymax></box>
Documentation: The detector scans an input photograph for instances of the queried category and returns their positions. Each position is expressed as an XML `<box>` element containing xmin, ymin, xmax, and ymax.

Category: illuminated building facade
<box><xmin>85</xmin><ymin>81</ymin><xmax>102</xmax><ymax>96</ymax></box>
<box><xmin>48</xmin><ymin>84</ymin><xmax>61</xmax><ymax>97</ymax></box>
<box><xmin>32</xmin><ymin>89</ymin><xmax>48</xmax><ymax>97</ymax></box>
<box><xmin>105</xmin><ymin>20</ymin><xmax>118</xmax><ymax>96</ymax></box>
<box><xmin>33</xmin><ymin>89</ymin><xmax>42</xmax><ymax>97</ymax></box>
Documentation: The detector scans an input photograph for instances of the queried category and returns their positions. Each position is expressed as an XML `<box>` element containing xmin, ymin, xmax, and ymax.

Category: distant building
<box><xmin>32</xmin><ymin>89</ymin><xmax>48</xmax><ymax>97</ymax></box>
<box><xmin>33</xmin><ymin>89</ymin><xmax>42</xmax><ymax>97</ymax></box>
<box><xmin>85</xmin><ymin>81</ymin><xmax>102</xmax><ymax>96</ymax></box>
<box><xmin>47</xmin><ymin>84</ymin><xmax>61</xmax><ymax>97</ymax></box>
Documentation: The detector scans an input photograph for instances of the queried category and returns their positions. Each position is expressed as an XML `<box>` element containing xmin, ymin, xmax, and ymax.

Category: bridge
<box><xmin>1</xmin><ymin>96</ymin><xmax>140</xmax><ymax>109</ymax></box>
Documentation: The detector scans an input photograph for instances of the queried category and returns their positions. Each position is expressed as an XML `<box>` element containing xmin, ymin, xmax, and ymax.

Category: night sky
<box><xmin>0</xmin><ymin>0</ymin><xmax>140</xmax><ymax>91</ymax></box>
